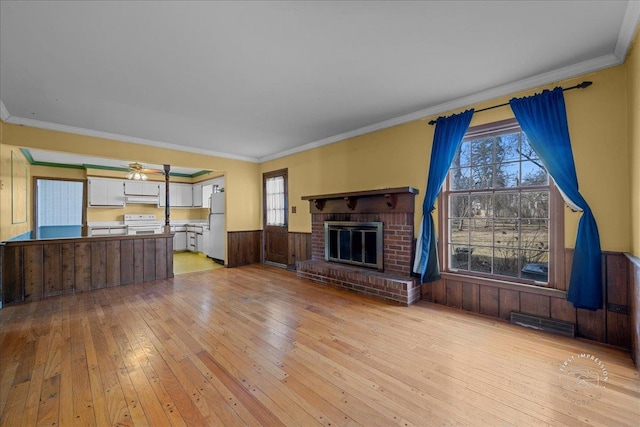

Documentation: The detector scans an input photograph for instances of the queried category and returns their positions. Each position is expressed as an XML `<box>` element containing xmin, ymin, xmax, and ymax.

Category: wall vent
<box><xmin>510</xmin><ymin>312</ymin><xmax>575</xmax><ymax>338</ymax></box>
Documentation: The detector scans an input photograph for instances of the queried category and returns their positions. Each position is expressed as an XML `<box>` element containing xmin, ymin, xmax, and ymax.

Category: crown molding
<box><xmin>2</xmin><ymin>115</ymin><xmax>260</xmax><ymax>163</ymax></box>
<box><xmin>259</xmin><ymin>52</ymin><xmax>622</xmax><ymax>163</ymax></box>
<box><xmin>615</xmin><ymin>0</ymin><xmax>640</xmax><ymax>60</ymax></box>
<box><xmin>0</xmin><ymin>99</ymin><xmax>10</xmax><ymax>122</ymax></box>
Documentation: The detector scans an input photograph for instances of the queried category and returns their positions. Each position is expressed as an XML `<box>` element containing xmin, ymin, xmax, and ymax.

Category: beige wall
<box><xmin>628</xmin><ymin>34</ymin><xmax>640</xmax><ymax>257</ymax></box>
<box><xmin>262</xmin><ymin>65</ymin><xmax>632</xmax><ymax>252</ymax></box>
<box><xmin>0</xmin><ymin>140</ymin><xmax>32</xmax><ymax>241</ymax></box>
<box><xmin>0</xmin><ymin>123</ymin><xmax>261</xmax><ymax>236</ymax></box>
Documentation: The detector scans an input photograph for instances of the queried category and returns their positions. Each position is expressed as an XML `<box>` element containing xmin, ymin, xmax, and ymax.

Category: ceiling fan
<box><xmin>125</xmin><ymin>162</ymin><xmax>163</xmax><ymax>180</ymax></box>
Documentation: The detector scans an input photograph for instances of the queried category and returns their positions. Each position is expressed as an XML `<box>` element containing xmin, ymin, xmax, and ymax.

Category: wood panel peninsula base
<box><xmin>1</xmin><ymin>233</ymin><xmax>174</xmax><ymax>305</ymax></box>
<box><xmin>299</xmin><ymin>187</ymin><xmax>420</xmax><ymax>306</ymax></box>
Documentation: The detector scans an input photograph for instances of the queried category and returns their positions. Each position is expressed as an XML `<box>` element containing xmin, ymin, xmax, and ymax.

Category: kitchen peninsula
<box><xmin>1</xmin><ymin>233</ymin><xmax>174</xmax><ymax>306</ymax></box>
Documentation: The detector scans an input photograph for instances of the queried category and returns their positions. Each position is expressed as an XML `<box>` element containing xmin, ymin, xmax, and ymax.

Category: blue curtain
<box><xmin>413</xmin><ymin>109</ymin><xmax>474</xmax><ymax>283</ymax></box>
<box><xmin>510</xmin><ymin>87</ymin><xmax>602</xmax><ymax>310</ymax></box>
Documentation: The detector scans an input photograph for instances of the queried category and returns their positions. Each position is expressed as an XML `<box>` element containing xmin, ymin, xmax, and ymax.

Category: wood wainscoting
<box><xmin>423</xmin><ymin>250</ymin><xmax>632</xmax><ymax>350</ymax></box>
<box><xmin>1</xmin><ymin>234</ymin><xmax>174</xmax><ymax>305</ymax></box>
<box><xmin>227</xmin><ymin>231</ymin><xmax>310</xmax><ymax>269</ymax></box>
<box><xmin>288</xmin><ymin>232</ymin><xmax>312</xmax><ymax>269</ymax></box>
<box><xmin>227</xmin><ymin>230</ymin><xmax>262</xmax><ymax>267</ymax></box>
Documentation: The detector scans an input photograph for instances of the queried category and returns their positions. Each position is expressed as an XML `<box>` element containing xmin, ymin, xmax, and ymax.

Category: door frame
<box><xmin>262</xmin><ymin>168</ymin><xmax>288</xmax><ymax>267</ymax></box>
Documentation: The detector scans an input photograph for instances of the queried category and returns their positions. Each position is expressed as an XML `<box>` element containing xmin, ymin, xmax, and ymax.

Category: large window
<box><xmin>442</xmin><ymin>119</ymin><xmax>559</xmax><ymax>286</ymax></box>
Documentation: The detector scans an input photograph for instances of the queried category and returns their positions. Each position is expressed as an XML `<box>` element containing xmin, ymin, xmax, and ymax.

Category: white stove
<box><xmin>124</xmin><ymin>214</ymin><xmax>165</xmax><ymax>235</ymax></box>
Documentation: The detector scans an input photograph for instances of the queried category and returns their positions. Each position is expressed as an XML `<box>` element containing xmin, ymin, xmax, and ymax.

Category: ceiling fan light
<box><xmin>141</xmin><ymin>173</ymin><xmax>148</xmax><ymax>181</ymax></box>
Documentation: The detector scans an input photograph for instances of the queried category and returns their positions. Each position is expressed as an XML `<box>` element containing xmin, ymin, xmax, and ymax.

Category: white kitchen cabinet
<box><xmin>159</xmin><ymin>183</ymin><xmax>193</xmax><ymax>207</ymax></box>
<box><xmin>193</xmin><ymin>183</ymin><xmax>203</xmax><ymax>207</ymax></box>
<box><xmin>88</xmin><ymin>225</ymin><xmax>127</xmax><ymax>236</ymax></box>
<box><xmin>124</xmin><ymin>180</ymin><xmax>159</xmax><ymax>196</ymax></box>
<box><xmin>185</xmin><ymin>225</ymin><xmax>204</xmax><ymax>252</ymax></box>
<box><xmin>174</xmin><ymin>231</ymin><xmax>187</xmax><ymax>251</ymax></box>
<box><xmin>201</xmin><ymin>184</ymin><xmax>213</xmax><ymax>208</ymax></box>
<box><xmin>88</xmin><ymin>178</ymin><xmax>125</xmax><ymax>207</ymax></box>
<box><xmin>197</xmin><ymin>232</ymin><xmax>204</xmax><ymax>252</ymax></box>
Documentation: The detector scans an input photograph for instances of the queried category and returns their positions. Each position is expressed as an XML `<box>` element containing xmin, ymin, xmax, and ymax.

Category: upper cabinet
<box><xmin>88</xmin><ymin>178</ymin><xmax>126</xmax><ymax>207</ymax></box>
<box><xmin>124</xmin><ymin>180</ymin><xmax>160</xmax><ymax>196</ymax></box>
<box><xmin>158</xmin><ymin>183</ymin><xmax>193</xmax><ymax>207</ymax></box>
<box><xmin>87</xmin><ymin>176</ymin><xmax>223</xmax><ymax>208</ymax></box>
<box><xmin>193</xmin><ymin>183</ymin><xmax>203</xmax><ymax>207</ymax></box>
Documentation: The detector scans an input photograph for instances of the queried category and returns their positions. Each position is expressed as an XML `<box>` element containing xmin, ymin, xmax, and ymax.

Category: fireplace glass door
<box><xmin>325</xmin><ymin>221</ymin><xmax>383</xmax><ymax>270</ymax></box>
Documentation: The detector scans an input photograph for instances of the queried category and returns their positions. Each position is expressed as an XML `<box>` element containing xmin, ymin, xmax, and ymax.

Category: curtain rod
<box><xmin>427</xmin><ymin>81</ymin><xmax>593</xmax><ymax>125</ymax></box>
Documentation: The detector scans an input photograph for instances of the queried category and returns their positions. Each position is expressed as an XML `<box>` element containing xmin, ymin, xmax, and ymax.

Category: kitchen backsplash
<box><xmin>87</xmin><ymin>205</ymin><xmax>208</xmax><ymax>223</ymax></box>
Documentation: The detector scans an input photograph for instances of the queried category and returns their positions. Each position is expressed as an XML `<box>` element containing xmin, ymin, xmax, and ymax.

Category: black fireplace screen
<box><xmin>324</xmin><ymin>221</ymin><xmax>383</xmax><ymax>270</ymax></box>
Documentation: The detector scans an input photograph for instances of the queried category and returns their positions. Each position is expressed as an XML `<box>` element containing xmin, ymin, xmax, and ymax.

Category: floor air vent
<box><xmin>510</xmin><ymin>312</ymin><xmax>575</xmax><ymax>338</ymax></box>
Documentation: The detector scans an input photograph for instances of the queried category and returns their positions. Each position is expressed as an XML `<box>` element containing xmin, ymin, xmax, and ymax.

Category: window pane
<box><xmin>471</xmin><ymin>138</ymin><xmax>493</xmax><ymax>165</ymax></box>
<box><xmin>494</xmin><ymin>192</ymin><xmax>519</xmax><ymax>218</ymax></box>
<box><xmin>494</xmin><ymin>247</ymin><xmax>520</xmax><ymax>278</ymax></box>
<box><xmin>450</xmin><ymin>245</ymin><xmax>471</xmax><ymax>270</ymax></box>
<box><xmin>470</xmin><ymin>218</ymin><xmax>492</xmax><ymax>246</ymax></box>
<box><xmin>469</xmin><ymin>246</ymin><xmax>491</xmax><ymax>274</ymax></box>
<box><xmin>450</xmin><ymin>168</ymin><xmax>470</xmax><ymax>190</ymax></box>
<box><xmin>521</xmin><ymin>160</ymin><xmax>548</xmax><ymax>186</ymax></box>
<box><xmin>494</xmin><ymin>161</ymin><xmax>519</xmax><ymax>188</ymax></box>
<box><xmin>265</xmin><ymin>176</ymin><xmax>286</xmax><ymax>226</ymax></box>
<box><xmin>496</xmin><ymin>133</ymin><xmax>520</xmax><ymax>162</ymax></box>
<box><xmin>449</xmin><ymin>194</ymin><xmax>469</xmax><ymax>218</ymax></box>
<box><xmin>521</xmin><ymin>250</ymin><xmax>549</xmax><ymax>282</ymax></box>
<box><xmin>521</xmin><ymin>191</ymin><xmax>549</xmax><ymax>219</ymax></box>
<box><xmin>450</xmin><ymin>219</ymin><xmax>469</xmax><ymax>245</ymax></box>
<box><xmin>471</xmin><ymin>165</ymin><xmax>493</xmax><ymax>189</ymax></box>
<box><xmin>494</xmin><ymin>220</ymin><xmax>519</xmax><ymax>248</ymax></box>
<box><xmin>521</xmin><ymin>219</ymin><xmax>549</xmax><ymax>251</ymax></box>
<box><xmin>470</xmin><ymin>193</ymin><xmax>492</xmax><ymax>218</ymax></box>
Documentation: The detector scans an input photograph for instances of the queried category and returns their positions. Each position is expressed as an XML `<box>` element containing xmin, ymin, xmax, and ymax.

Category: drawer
<box><xmin>90</xmin><ymin>228</ymin><xmax>110</xmax><ymax>236</ymax></box>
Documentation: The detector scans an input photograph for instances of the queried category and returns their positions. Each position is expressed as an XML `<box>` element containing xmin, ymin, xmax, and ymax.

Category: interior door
<box><xmin>263</xmin><ymin>169</ymin><xmax>288</xmax><ymax>267</ymax></box>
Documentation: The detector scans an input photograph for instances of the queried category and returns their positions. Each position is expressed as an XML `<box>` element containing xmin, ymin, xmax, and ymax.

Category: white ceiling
<box><xmin>1</xmin><ymin>1</ymin><xmax>639</xmax><ymax>165</ymax></box>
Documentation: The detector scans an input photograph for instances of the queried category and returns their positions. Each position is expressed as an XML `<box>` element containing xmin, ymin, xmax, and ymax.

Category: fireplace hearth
<box><xmin>298</xmin><ymin>187</ymin><xmax>421</xmax><ymax>306</ymax></box>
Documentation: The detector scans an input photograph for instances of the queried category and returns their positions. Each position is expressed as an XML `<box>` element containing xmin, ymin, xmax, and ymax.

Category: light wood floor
<box><xmin>1</xmin><ymin>265</ymin><xmax>639</xmax><ymax>426</ymax></box>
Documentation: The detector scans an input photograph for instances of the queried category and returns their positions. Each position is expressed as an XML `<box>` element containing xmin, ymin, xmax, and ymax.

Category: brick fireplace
<box><xmin>297</xmin><ymin>187</ymin><xmax>421</xmax><ymax>305</ymax></box>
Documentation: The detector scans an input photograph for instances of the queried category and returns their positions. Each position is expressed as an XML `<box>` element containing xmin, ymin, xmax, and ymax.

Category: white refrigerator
<box><xmin>208</xmin><ymin>191</ymin><xmax>225</xmax><ymax>262</ymax></box>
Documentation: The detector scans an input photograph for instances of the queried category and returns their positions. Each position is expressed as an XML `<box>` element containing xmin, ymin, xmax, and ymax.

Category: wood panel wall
<box><xmin>226</xmin><ymin>231</ymin><xmax>261</xmax><ymax>268</ymax></box>
<box><xmin>629</xmin><ymin>253</ymin><xmax>640</xmax><ymax>370</ymax></box>
<box><xmin>288</xmin><ymin>232</ymin><xmax>312</xmax><ymax>269</ymax></box>
<box><xmin>422</xmin><ymin>251</ymin><xmax>631</xmax><ymax>349</ymax></box>
<box><xmin>1</xmin><ymin>234</ymin><xmax>173</xmax><ymax>305</ymax></box>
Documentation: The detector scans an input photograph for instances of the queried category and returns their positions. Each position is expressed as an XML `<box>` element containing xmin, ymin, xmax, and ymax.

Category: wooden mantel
<box><xmin>302</xmin><ymin>186</ymin><xmax>419</xmax><ymax>214</ymax></box>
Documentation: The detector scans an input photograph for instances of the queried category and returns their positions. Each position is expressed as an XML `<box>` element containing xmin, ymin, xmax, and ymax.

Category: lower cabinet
<box><xmin>187</xmin><ymin>231</ymin><xmax>197</xmax><ymax>252</ymax></box>
<box><xmin>173</xmin><ymin>225</ymin><xmax>204</xmax><ymax>253</ymax></box>
<box><xmin>174</xmin><ymin>231</ymin><xmax>187</xmax><ymax>251</ymax></box>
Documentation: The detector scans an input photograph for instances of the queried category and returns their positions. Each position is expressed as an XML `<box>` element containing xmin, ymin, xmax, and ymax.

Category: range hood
<box><xmin>125</xmin><ymin>195</ymin><xmax>159</xmax><ymax>205</ymax></box>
